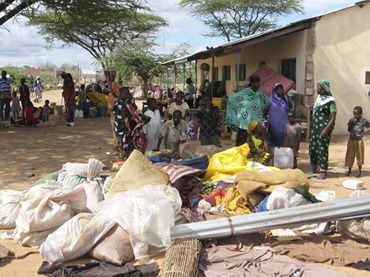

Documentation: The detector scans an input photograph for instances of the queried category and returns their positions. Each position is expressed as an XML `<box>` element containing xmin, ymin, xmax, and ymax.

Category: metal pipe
<box><xmin>171</xmin><ymin>195</ymin><xmax>370</xmax><ymax>240</ymax></box>
<box><xmin>236</xmin><ymin>52</ymin><xmax>240</xmax><ymax>92</ymax></box>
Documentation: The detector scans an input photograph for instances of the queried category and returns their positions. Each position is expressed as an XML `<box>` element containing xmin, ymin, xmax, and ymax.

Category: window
<box><xmin>281</xmin><ymin>59</ymin><xmax>296</xmax><ymax>82</ymax></box>
<box><xmin>366</xmin><ymin>71</ymin><xmax>370</xmax><ymax>84</ymax></box>
<box><xmin>212</xmin><ymin>67</ymin><xmax>219</xmax><ymax>81</ymax></box>
<box><xmin>222</xmin><ymin>66</ymin><xmax>230</xmax><ymax>80</ymax></box>
<box><xmin>235</xmin><ymin>64</ymin><xmax>246</xmax><ymax>81</ymax></box>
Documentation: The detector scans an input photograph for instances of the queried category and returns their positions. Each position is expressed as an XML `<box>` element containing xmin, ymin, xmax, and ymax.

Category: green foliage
<box><xmin>110</xmin><ymin>39</ymin><xmax>168</xmax><ymax>97</ymax></box>
<box><xmin>0</xmin><ymin>66</ymin><xmax>29</xmax><ymax>86</ymax></box>
<box><xmin>180</xmin><ymin>0</ymin><xmax>303</xmax><ymax>41</ymax></box>
<box><xmin>26</xmin><ymin>1</ymin><xmax>167</xmax><ymax>84</ymax></box>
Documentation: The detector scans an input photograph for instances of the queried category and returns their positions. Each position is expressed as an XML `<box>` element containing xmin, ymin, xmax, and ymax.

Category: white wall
<box><xmin>196</xmin><ymin>31</ymin><xmax>307</xmax><ymax>97</ymax></box>
<box><xmin>313</xmin><ymin>3</ymin><xmax>370</xmax><ymax>134</ymax></box>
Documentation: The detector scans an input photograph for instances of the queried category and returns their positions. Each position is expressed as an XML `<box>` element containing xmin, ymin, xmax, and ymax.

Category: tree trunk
<box><xmin>142</xmin><ymin>79</ymin><xmax>149</xmax><ymax>99</ymax></box>
<box><xmin>103</xmin><ymin>70</ymin><xmax>117</xmax><ymax>92</ymax></box>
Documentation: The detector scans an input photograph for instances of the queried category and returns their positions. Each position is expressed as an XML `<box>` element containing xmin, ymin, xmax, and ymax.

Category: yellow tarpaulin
<box><xmin>87</xmin><ymin>91</ymin><xmax>108</xmax><ymax>108</ymax></box>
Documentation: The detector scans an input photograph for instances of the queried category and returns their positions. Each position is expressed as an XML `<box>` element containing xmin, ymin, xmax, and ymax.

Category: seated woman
<box><xmin>113</xmin><ymin>99</ymin><xmax>146</xmax><ymax>160</ymax></box>
<box><xmin>246</xmin><ymin>120</ymin><xmax>273</xmax><ymax>166</ymax></box>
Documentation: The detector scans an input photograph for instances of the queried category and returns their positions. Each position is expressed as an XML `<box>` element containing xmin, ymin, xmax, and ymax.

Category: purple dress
<box><xmin>268</xmin><ymin>83</ymin><xmax>289</xmax><ymax>147</ymax></box>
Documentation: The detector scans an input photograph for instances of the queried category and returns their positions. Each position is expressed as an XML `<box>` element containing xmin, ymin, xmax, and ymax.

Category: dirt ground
<box><xmin>0</xmin><ymin>89</ymin><xmax>369</xmax><ymax>276</ymax></box>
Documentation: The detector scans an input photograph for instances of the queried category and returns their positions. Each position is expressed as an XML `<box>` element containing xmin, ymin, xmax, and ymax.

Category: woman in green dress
<box><xmin>309</xmin><ymin>80</ymin><xmax>337</xmax><ymax>179</ymax></box>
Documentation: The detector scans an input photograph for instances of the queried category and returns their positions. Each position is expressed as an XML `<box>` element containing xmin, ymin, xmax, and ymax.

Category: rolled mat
<box><xmin>158</xmin><ymin>238</ymin><xmax>202</xmax><ymax>277</ymax></box>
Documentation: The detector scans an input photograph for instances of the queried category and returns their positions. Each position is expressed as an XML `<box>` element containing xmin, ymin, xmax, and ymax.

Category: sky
<box><xmin>0</xmin><ymin>0</ymin><xmax>356</xmax><ymax>70</ymax></box>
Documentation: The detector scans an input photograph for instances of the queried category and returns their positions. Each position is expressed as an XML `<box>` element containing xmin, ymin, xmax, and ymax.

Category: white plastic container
<box><xmin>273</xmin><ymin>147</ymin><xmax>294</xmax><ymax>169</ymax></box>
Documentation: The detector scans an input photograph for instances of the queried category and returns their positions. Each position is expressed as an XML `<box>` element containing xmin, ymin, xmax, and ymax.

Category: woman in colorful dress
<box><xmin>113</xmin><ymin>99</ymin><xmax>147</xmax><ymax>160</ymax></box>
<box><xmin>268</xmin><ymin>83</ymin><xmax>289</xmax><ymax>147</ymax></box>
<box><xmin>225</xmin><ymin>75</ymin><xmax>270</xmax><ymax>146</ymax></box>
<box><xmin>309</xmin><ymin>80</ymin><xmax>337</xmax><ymax>179</ymax></box>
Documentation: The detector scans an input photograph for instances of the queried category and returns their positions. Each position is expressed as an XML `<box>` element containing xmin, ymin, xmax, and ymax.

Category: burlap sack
<box><xmin>235</xmin><ymin>168</ymin><xmax>309</xmax><ymax>205</ymax></box>
<box><xmin>107</xmin><ymin>150</ymin><xmax>170</xmax><ymax>198</ymax></box>
<box><xmin>89</xmin><ymin>224</ymin><xmax>134</xmax><ymax>265</ymax></box>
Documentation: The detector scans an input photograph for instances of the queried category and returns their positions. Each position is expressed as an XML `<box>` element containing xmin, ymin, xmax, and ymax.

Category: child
<box><xmin>10</xmin><ymin>91</ymin><xmax>21</xmax><ymax>119</ymax></box>
<box><xmin>113</xmin><ymin>99</ymin><xmax>146</xmax><ymax>160</ymax></box>
<box><xmin>143</xmin><ymin>98</ymin><xmax>162</xmax><ymax>151</ymax></box>
<box><xmin>168</xmin><ymin>91</ymin><xmax>189</xmax><ymax>119</ymax></box>
<box><xmin>246</xmin><ymin>120</ymin><xmax>272</xmax><ymax>165</ymax></box>
<box><xmin>24</xmin><ymin>101</ymin><xmax>36</xmax><ymax>127</ymax></box>
<box><xmin>43</xmin><ymin>99</ymin><xmax>50</xmax><ymax>122</ymax></box>
<box><xmin>345</xmin><ymin>106</ymin><xmax>370</xmax><ymax>177</ymax></box>
<box><xmin>79</xmin><ymin>84</ymin><xmax>88</xmax><ymax>117</ymax></box>
<box><xmin>156</xmin><ymin>110</ymin><xmax>187</xmax><ymax>154</ymax></box>
<box><xmin>284</xmin><ymin>111</ymin><xmax>302</xmax><ymax>168</ymax></box>
<box><xmin>196</xmin><ymin>95</ymin><xmax>221</xmax><ymax>147</ymax></box>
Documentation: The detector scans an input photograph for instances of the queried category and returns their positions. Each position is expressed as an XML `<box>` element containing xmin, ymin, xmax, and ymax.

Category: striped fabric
<box><xmin>155</xmin><ymin>162</ymin><xmax>203</xmax><ymax>184</ymax></box>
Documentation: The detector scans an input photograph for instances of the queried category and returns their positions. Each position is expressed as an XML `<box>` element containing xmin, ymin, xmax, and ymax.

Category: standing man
<box><xmin>61</xmin><ymin>72</ymin><xmax>76</xmax><ymax>125</ymax></box>
<box><xmin>0</xmin><ymin>70</ymin><xmax>12</xmax><ymax>120</ymax></box>
<box><xmin>19</xmin><ymin>78</ymin><xmax>30</xmax><ymax>113</ymax></box>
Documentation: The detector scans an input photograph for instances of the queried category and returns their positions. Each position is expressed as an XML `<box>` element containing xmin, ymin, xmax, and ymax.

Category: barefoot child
<box><xmin>284</xmin><ymin>111</ymin><xmax>301</xmax><ymax>168</ymax></box>
<box><xmin>345</xmin><ymin>106</ymin><xmax>370</xmax><ymax>177</ymax></box>
<box><xmin>43</xmin><ymin>99</ymin><xmax>50</xmax><ymax>122</ymax></box>
<box><xmin>10</xmin><ymin>91</ymin><xmax>21</xmax><ymax>119</ymax></box>
<box><xmin>246</xmin><ymin>120</ymin><xmax>273</xmax><ymax>165</ymax></box>
<box><xmin>156</xmin><ymin>110</ymin><xmax>187</xmax><ymax>154</ymax></box>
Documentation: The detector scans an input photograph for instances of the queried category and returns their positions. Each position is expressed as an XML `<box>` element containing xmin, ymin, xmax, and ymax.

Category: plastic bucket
<box><xmin>273</xmin><ymin>147</ymin><xmax>294</xmax><ymax>169</ymax></box>
<box><xmin>212</xmin><ymin>98</ymin><xmax>222</xmax><ymax>109</ymax></box>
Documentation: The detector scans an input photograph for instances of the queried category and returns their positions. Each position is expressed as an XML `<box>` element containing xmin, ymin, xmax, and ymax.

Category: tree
<box><xmin>112</xmin><ymin>40</ymin><xmax>166</xmax><ymax>98</ymax></box>
<box><xmin>0</xmin><ymin>0</ymin><xmax>38</xmax><ymax>26</ymax></box>
<box><xmin>27</xmin><ymin>1</ymin><xmax>167</xmax><ymax>86</ymax></box>
<box><xmin>180</xmin><ymin>0</ymin><xmax>303</xmax><ymax>42</ymax></box>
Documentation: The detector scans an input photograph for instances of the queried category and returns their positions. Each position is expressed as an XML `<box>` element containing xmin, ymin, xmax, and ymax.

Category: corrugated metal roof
<box><xmin>162</xmin><ymin>1</ymin><xmax>369</xmax><ymax>66</ymax></box>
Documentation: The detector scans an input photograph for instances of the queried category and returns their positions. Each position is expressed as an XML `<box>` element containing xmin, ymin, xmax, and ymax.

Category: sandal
<box><xmin>317</xmin><ymin>174</ymin><xmax>327</xmax><ymax>179</ymax></box>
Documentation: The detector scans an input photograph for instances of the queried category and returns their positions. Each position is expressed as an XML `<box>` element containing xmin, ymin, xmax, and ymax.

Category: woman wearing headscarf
<box><xmin>113</xmin><ymin>99</ymin><xmax>147</xmax><ymax>160</ymax></box>
<box><xmin>268</xmin><ymin>83</ymin><xmax>289</xmax><ymax>147</ymax></box>
<box><xmin>108</xmin><ymin>82</ymin><xmax>120</xmax><ymax>146</ymax></box>
<box><xmin>309</xmin><ymin>80</ymin><xmax>337</xmax><ymax>179</ymax></box>
<box><xmin>246</xmin><ymin>120</ymin><xmax>272</xmax><ymax>165</ymax></box>
<box><xmin>225</xmin><ymin>75</ymin><xmax>270</xmax><ymax>146</ymax></box>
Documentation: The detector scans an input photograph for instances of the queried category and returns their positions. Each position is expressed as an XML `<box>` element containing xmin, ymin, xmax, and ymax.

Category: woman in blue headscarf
<box><xmin>268</xmin><ymin>83</ymin><xmax>289</xmax><ymax>147</ymax></box>
<box><xmin>309</xmin><ymin>80</ymin><xmax>337</xmax><ymax>179</ymax></box>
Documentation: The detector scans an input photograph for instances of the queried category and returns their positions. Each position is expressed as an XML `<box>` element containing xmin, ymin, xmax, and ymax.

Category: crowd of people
<box><xmin>224</xmin><ymin>75</ymin><xmax>369</xmax><ymax>179</ymax></box>
<box><xmin>0</xmin><ymin>70</ymin><xmax>50</xmax><ymax>127</ymax></box>
<box><xmin>1</xmin><ymin>69</ymin><xmax>369</xmax><ymax>178</ymax></box>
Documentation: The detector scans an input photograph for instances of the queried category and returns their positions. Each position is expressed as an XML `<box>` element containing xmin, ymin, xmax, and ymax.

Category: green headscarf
<box><xmin>318</xmin><ymin>80</ymin><xmax>332</xmax><ymax>96</ymax></box>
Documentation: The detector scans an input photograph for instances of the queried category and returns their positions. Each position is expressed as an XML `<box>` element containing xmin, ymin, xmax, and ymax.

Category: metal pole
<box><xmin>211</xmin><ymin>55</ymin><xmax>215</xmax><ymax>98</ymax></box>
<box><xmin>236</xmin><ymin>52</ymin><xmax>240</xmax><ymax>92</ymax></box>
<box><xmin>183</xmin><ymin>63</ymin><xmax>185</xmax><ymax>91</ymax></box>
<box><xmin>166</xmin><ymin>67</ymin><xmax>169</xmax><ymax>98</ymax></box>
<box><xmin>174</xmin><ymin>65</ymin><xmax>177</xmax><ymax>92</ymax></box>
<box><xmin>194</xmin><ymin>61</ymin><xmax>197</xmax><ymax>92</ymax></box>
<box><xmin>171</xmin><ymin>195</ymin><xmax>370</xmax><ymax>240</ymax></box>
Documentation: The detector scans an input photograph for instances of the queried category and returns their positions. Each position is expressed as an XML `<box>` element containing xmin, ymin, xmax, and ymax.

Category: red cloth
<box><xmin>63</xmin><ymin>81</ymin><xmax>75</xmax><ymax>100</ymax></box>
<box><xmin>248</xmin><ymin>65</ymin><xmax>295</xmax><ymax>95</ymax></box>
<box><xmin>24</xmin><ymin>106</ymin><xmax>36</xmax><ymax>127</ymax></box>
<box><xmin>19</xmin><ymin>84</ymin><xmax>30</xmax><ymax>102</ymax></box>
